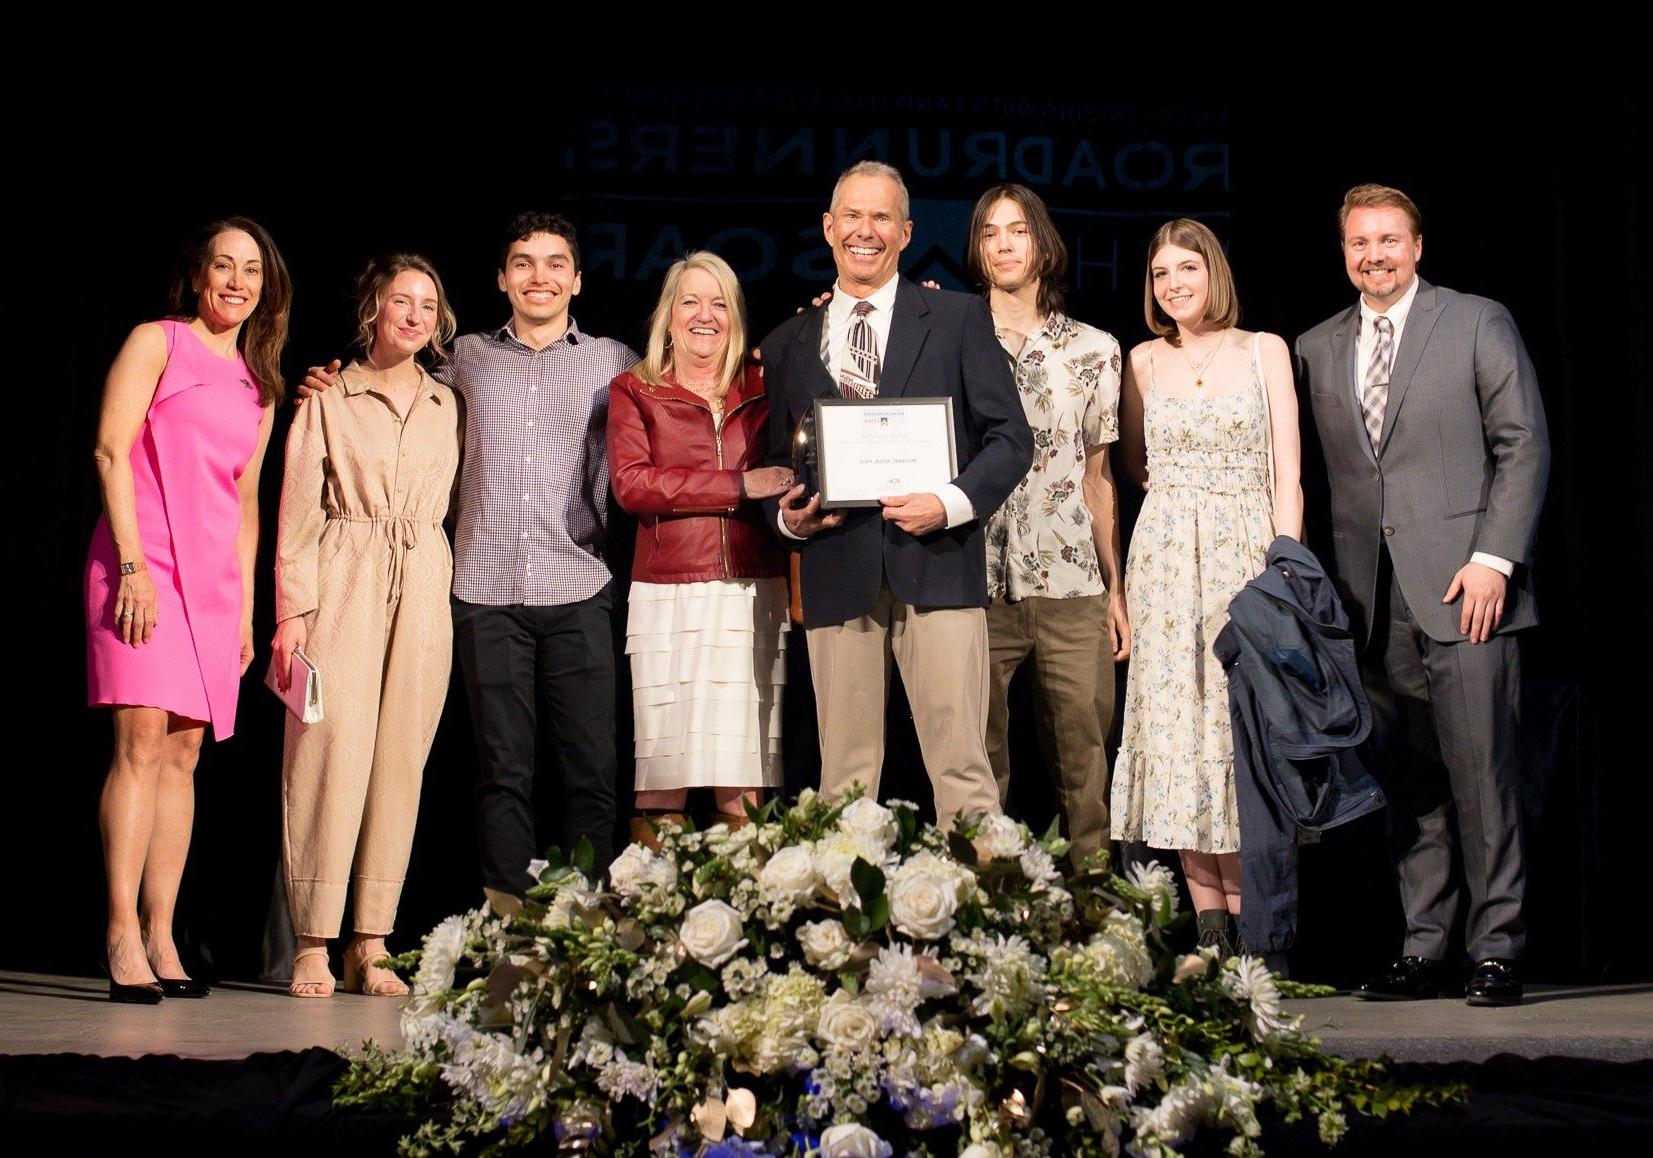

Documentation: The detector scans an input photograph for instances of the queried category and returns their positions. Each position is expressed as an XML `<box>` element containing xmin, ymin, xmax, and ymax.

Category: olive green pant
<box><xmin>985</xmin><ymin>592</ymin><xmax>1115</xmax><ymax>863</ymax></box>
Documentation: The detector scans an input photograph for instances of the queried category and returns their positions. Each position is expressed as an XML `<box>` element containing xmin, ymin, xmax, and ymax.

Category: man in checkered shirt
<box><xmin>302</xmin><ymin>212</ymin><xmax>637</xmax><ymax>896</ymax></box>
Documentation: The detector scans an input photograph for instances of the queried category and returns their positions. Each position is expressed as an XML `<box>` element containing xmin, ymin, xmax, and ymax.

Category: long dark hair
<box><xmin>965</xmin><ymin>183</ymin><xmax>1068</xmax><ymax>319</ymax></box>
<box><xmin>167</xmin><ymin>216</ymin><xmax>292</xmax><ymax>406</ymax></box>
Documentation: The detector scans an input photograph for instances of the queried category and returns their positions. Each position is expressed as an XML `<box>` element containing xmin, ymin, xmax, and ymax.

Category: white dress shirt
<box><xmin>780</xmin><ymin>276</ymin><xmax>974</xmax><ymax>539</ymax></box>
<box><xmin>1358</xmin><ymin>277</ymin><xmax>1511</xmax><ymax>577</ymax></box>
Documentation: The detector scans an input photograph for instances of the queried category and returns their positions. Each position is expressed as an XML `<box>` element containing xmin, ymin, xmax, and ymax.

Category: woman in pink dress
<box><xmin>85</xmin><ymin>217</ymin><xmax>291</xmax><ymax>1002</ymax></box>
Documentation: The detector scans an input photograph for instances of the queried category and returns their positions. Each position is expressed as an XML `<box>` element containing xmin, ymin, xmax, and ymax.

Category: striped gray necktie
<box><xmin>1361</xmin><ymin>314</ymin><xmax>1394</xmax><ymax>449</ymax></box>
<box><xmin>839</xmin><ymin>300</ymin><xmax>880</xmax><ymax>399</ymax></box>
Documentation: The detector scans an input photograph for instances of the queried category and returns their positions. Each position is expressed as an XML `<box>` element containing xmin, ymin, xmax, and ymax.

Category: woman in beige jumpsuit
<box><xmin>272</xmin><ymin>254</ymin><xmax>461</xmax><ymax>997</ymax></box>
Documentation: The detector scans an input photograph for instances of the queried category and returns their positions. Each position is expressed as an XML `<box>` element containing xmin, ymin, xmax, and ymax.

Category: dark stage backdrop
<box><xmin>13</xmin><ymin>86</ymin><xmax>1647</xmax><ymax>986</ymax></box>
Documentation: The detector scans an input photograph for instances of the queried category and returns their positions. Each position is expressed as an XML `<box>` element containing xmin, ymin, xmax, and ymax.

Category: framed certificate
<box><xmin>813</xmin><ymin>397</ymin><xmax>958</xmax><ymax>509</ymax></box>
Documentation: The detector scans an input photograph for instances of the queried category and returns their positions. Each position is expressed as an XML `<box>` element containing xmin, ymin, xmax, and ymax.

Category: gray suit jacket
<box><xmin>1295</xmin><ymin>279</ymin><xmax>1549</xmax><ymax>644</ymax></box>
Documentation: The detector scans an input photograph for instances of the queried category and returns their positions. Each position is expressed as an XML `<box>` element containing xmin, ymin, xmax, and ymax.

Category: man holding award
<box><xmin>760</xmin><ymin>161</ymin><xmax>1033</xmax><ymax>827</ymax></box>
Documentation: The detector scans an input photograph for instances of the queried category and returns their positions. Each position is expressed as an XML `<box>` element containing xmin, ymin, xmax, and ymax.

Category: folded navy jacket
<box><xmin>1215</xmin><ymin>535</ymin><xmax>1386</xmax><ymax>966</ymax></box>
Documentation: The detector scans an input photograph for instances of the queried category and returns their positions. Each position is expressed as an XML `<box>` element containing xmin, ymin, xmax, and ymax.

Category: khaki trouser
<box><xmin>808</xmin><ymin>585</ymin><xmax>999</xmax><ymax>828</ymax></box>
<box><xmin>281</xmin><ymin>522</ymin><xmax>451</xmax><ymax>939</ymax></box>
<box><xmin>985</xmin><ymin>592</ymin><xmax>1115</xmax><ymax>862</ymax></box>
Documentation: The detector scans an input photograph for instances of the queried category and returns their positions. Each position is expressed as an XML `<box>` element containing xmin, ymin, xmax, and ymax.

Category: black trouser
<box><xmin>453</xmin><ymin>587</ymin><xmax>617</xmax><ymax>895</ymax></box>
<box><xmin>1364</xmin><ymin>548</ymin><xmax>1525</xmax><ymax>963</ymax></box>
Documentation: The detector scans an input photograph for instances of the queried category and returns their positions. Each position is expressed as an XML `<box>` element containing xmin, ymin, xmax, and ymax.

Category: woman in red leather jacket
<box><xmin>608</xmin><ymin>251</ymin><xmax>794</xmax><ymax>846</ymax></box>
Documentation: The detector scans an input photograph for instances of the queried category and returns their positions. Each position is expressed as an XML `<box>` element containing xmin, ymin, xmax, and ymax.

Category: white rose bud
<box><xmin>887</xmin><ymin>868</ymin><xmax>958</xmax><ymax>940</ymax></box>
<box><xmin>797</xmin><ymin>919</ymin><xmax>854</xmax><ymax>970</ymax></box>
<box><xmin>678</xmin><ymin>899</ymin><xmax>747</xmax><ymax>968</ymax></box>
<box><xmin>815</xmin><ymin>992</ymin><xmax>879</xmax><ymax>1052</ymax></box>
<box><xmin>759</xmin><ymin>844</ymin><xmax>819</xmax><ymax>905</ymax></box>
<box><xmin>837</xmin><ymin>796</ymin><xmax>898</xmax><ymax>850</ymax></box>
<box><xmin>819</xmin><ymin>1123</ymin><xmax>893</xmax><ymax>1158</ymax></box>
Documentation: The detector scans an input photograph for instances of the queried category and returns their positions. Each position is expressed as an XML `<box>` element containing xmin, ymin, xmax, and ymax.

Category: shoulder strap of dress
<box><xmin>1253</xmin><ymin>332</ymin><xmax>1276</xmax><ymax>508</ymax></box>
<box><xmin>1145</xmin><ymin>342</ymin><xmax>1158</xmax><ymax>393</ymax></box>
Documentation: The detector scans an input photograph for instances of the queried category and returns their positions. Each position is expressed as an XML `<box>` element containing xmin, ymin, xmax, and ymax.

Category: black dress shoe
<box><xmin>1465</xmin><ymin>958</ymin><xmax>1522</xmax><ymax>1006</ymax></box>
<box><xmin>1355</xmin><ymin>955</ymin><xmax>1455</xmax><ymax>1000</ymax></box>
<box><xmin>156</xmin><ymin>977</ymin><xmax>210</xmax><ymax>998</ymax></box>
<box><xmin>109</xmin><ymin>979</ymin><xmax>165</xmax><ymax>1004</ymax></box>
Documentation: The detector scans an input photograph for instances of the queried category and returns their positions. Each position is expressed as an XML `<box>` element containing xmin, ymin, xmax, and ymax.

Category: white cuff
<box><xmin>938</xmin><ymin>484</ymin><xmax>976</xmax><ymax>530</ymax></box>
<box><xmin>777</xmin><ymin>507</ymin><xmax>808</xmax><ymax>541</ymax></box>
<box><xmin>1470</xmin><ymin>551</ymin><xmax>1514</xmax><ymax>577</ymax></box>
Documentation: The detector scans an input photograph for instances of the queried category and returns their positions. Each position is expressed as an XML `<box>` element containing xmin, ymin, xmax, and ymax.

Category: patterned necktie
<box><xmin>839</xmin><ymin>300</ymin><xmax>880</xmax><ymax>399</ymax></box>
<box><xmin>1361</xmin><ymin>314</ymin><xmax>1394</xmax><ymax>449</ymax></box>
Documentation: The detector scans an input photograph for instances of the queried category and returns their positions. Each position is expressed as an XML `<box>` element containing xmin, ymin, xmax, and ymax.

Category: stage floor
<box><xmin>2</xmin><ymin>972</ymin><xmax>1649</xmax><ymax>1064</ymax></box>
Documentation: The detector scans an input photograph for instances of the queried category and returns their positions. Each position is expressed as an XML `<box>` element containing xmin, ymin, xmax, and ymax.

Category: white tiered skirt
<box><xmin>626</xmin><ymin>577</ymin><xmax>789</xmax><ymax>790</ymax></box>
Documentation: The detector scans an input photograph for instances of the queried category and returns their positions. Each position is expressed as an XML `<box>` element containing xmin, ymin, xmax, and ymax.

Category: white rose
<box><xmin>960</xmin><ymin>1145</ymin><xmax>1004</xmax><ymax>1158</ymax></box>
<box><xmin>819</xmin><ymin>1123</ymin><xmax>893</xmax><ymax>1158</ymax></box>
<box><xmin>837</xmin><ymin>797</ymin><xmax>899</xmax><ymax>850</ymax></box>
<box><xmin>887</xmin><ymin>867</ymin><xmax>958</xmax><ymax>940</ymax></box>
<box><xmin>797</xmin><ymin>919</ymin><xmax>854</xmax><ymax>970</ymax></box>
<box><xmin>608</xmin><ymin>843</ymin><xmax>659</xmax><ymax>897</ymax></box>
<box><xmin>815</xmin><ymin>992</ymin><xmax>880</xmax><ymax>1051</ymax></box>
<box><xmin>973</xmin><ymin>814</ymin><xmax>1026</xmax><ymax>860</ymax></box>
<box><xmin>678</xmin><ymin>899</ymin><xmax>747</xmax><ymax>968</ymax></box>
<box><xmin>759</xmin><ymin>844</ymin><xmax>819</xmax><ymax>905</ymax></box>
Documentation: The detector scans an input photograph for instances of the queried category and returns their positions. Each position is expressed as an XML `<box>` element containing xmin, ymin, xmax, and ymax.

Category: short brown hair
<box><xmin>966</xmin><ymin>183</ymin><xmax>1068</xmax><ymax>319</ymax></box>
<box><xmin>1339</xmin><ymin>183</ymin><xmax>1423</xmax><ymax>237</ymax></box>
<box><xmin>353</xmin><ymin>253</ymin><xmax>458</xmax><ymax>366</ymax></box>
<box><xmin>1143</xmin><ymin>219</ymin><xmax>1240</xmax><ymax>344</ymax></box>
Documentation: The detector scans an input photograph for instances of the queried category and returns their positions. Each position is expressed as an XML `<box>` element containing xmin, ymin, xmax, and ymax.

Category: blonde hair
<box><xmin>1144</xmin><ymin>219</ymin><xmax>1240</xmax><ymax>345</ymax></box>
<box><xmin>1339</xmin><ymin>183</ymin><xmax>1423</xmax><ymax>237</ymax></box>
<box><xmin>354</xmin><ymin>253</ymin><xmax>458</xmax><ymax>366</ymax></box>
<box><xmin>635</xmin><ymin>251</ymin><xmax>748</xmax><ymax>399</ymax></box>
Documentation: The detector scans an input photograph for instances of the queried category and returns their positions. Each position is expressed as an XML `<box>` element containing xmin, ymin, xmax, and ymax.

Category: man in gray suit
<box><xmin>1296</xmin><ymin>184</ymin><xmax>1548</xmax><ymax>1006</ymax></box>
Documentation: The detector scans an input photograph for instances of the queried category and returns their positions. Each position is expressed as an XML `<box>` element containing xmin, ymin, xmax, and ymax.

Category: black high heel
<box><xmin>109</xmin><ymin>979</ymin><xmax>165</xmax><ymax>1004</ymax></box>
<box><xmin>155</xmin><ymin>977</ymin><xmax>210</xmax><ymax>998</ymax></box>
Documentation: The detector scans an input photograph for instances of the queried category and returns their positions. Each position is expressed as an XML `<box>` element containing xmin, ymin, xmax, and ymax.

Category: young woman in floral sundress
<box><xmin>1111</xmin><ymin>219</ymin><xmax>1303</xmax><ymax>957</ymax></box>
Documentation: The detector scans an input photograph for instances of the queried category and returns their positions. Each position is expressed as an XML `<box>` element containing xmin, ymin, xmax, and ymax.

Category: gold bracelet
<box><xmin>119</xmin><ymin>560</ymin><xmax>147</xmax><ymax>577</ymax></box>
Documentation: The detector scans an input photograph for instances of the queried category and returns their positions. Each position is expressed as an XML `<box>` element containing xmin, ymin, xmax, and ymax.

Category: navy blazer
<box><xmin>759</xmin><ymin>279</ymin><xmax>1032</xmax><ymax>627</ymax></box>
<box><xmin>1214</xmin><ymin>536</ymin><xmax>1387</xmax><ymax>961</ymax></box>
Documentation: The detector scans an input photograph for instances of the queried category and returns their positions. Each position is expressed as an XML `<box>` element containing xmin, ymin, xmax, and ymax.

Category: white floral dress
<box><xmin>1111</xmin><ymin>336</ymin><xmax>1275</xmax><ymax>853</ymax></box>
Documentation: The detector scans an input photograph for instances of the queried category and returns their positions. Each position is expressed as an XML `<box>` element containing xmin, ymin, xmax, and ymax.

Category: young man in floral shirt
<box><xmin>970</xmin><ymin>184</ymin><xmax>1130</xmax><ymax>866</ymax></box>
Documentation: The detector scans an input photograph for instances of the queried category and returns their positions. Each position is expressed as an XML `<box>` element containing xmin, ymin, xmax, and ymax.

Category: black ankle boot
<box><xmin>1196</xmin><ymin>910</ymin><xmax>1238</xmax><ymax>959</ymax></box>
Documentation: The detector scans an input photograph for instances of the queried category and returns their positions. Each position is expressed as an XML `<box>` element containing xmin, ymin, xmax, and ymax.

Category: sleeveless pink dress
<box><xmin>85</xmin><ymin>319</ymin><xmax>266</xmax><ymax>739</ymax></box>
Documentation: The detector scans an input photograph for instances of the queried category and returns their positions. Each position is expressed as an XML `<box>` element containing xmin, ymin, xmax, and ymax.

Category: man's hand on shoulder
<box><xmin>296</xmin><ymin>359</ymin><xmax>343</xmax><ymax>401</ymax></box>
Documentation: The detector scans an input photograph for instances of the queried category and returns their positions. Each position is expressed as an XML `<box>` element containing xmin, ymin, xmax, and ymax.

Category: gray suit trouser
<box><xmin>1364</xmin><ymin>548</ymin><xmax>1526</xmax><ymax>963</ymax></box>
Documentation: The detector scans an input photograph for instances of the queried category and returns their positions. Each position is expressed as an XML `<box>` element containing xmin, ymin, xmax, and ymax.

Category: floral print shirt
<box><xmin>985</xmin><ymin>313</ymin><xmax>1122</xmax><ymax>601</ymax></box>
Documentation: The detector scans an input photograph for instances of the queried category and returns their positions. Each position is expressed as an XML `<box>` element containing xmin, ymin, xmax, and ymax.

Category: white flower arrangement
<box><xmin>339</xmin><ymin>790</ymin><xmax>1456</xmax><ymax>1156</ymax></box>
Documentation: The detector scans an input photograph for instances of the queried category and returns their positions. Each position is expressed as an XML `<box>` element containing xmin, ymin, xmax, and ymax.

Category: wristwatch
<box><xmin>119</xmin><ymin>560</ymin><xmax>147</xmax><ymax>576</ymax></box>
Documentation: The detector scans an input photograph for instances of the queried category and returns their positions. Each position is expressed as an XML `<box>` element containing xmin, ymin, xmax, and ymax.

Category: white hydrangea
<box><xmin>1082</xmin><ymin>911</ymin><xmax>1155</xmax><ymax>988</ymax></box>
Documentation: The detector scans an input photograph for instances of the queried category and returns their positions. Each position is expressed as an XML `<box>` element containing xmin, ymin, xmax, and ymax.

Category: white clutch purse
<box><xmin>265</xmin><ymin>646</ymin><xmax>324</xmax><ymax>723</ymax></box>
